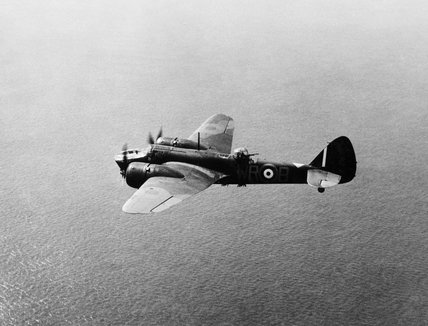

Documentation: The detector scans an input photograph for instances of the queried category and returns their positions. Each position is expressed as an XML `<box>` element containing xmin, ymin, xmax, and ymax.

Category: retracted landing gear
<box><xmin>318</xmin><ymin>187</ymin><xmax>325</xmax><ymax>193</ymax></box>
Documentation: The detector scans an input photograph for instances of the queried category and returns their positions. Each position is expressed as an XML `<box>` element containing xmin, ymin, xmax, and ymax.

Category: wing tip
<box><xmin>122</xmin><ymin>203</ymin><xmax>151</xmax><ymax>214</ymax></box>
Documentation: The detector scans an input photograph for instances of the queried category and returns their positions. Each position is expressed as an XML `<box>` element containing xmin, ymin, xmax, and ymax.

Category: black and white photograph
<box><xmin>1</xmin><ymin>0</ymin><xmax>427</xmax><ymax>325</ymax></box>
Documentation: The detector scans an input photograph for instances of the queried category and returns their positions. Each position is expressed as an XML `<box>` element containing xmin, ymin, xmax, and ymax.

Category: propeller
<box><xmin>147</xmin><ymin>127</ymin><xmax>163</xmax><ymax>144</ymax></box>
<box><xmin>120</xmin><ymin>143</ymin><xmax>128</xmax><ymax>178</ymax></box>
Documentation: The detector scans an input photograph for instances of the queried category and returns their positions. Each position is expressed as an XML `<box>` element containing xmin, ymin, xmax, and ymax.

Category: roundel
<box><xmin>261</xmin><ymin>164</ymin><xmax>277</xmax><ymax>181</ymax></box>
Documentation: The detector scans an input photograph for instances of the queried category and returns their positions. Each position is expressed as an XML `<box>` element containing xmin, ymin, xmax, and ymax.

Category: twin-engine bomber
<box><xmin>115</xmin><ymin>114</ymin><xmax>357</xmax><ymax>213</ymax></box>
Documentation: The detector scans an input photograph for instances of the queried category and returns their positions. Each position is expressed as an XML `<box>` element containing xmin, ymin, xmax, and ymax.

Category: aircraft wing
<box><xmin>122</xmin><ymin>162</ymin><xmax>226</xmax><ymax>214</ymax></box>
<box><xmin>188</xmin><ymin>114</ymin><xmax>234</xmax><ymax>154</ymax></box>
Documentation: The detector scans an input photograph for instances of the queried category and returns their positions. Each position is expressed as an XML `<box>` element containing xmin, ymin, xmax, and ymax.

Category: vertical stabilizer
<box><xmin>309</xmin><ymin>136</ymin><xmax>357</xmax><ymax>184</ymax></box>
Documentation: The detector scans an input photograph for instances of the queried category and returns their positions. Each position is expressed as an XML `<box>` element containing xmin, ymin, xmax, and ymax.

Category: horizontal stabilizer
<box><xmin>307</xmin><ymin>169</ymin><xmax>341</xmax><ymax>188</ymax></box>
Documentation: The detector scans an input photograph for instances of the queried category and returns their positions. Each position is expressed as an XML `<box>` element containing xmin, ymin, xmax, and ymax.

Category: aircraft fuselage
<box><xmin>125</xmin><ymin>145</ymin><xmax>309</xmax><ymax>186</ymax></box>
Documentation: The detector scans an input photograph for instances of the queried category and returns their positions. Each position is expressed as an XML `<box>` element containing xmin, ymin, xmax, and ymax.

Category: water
<box><xmin>1</xmin><ymin>1</ymin><xmax>427</xmax><ymax>325</ymax></box>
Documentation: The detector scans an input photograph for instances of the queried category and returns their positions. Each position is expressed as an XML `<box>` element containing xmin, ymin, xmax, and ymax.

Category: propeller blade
<box><xmin>156</xmin><ymin>127</ymin><xmax>163</xmax><ymax>141</ymax></box>
<box><xmin>121</xmin><ymin>143</ymin><xmax>128</xmax><ymax>178</ymax></box>
<box><xmin>148</xmin><ymin>132</ymin><xmax>155</xmax><ymax>144</ymax></box>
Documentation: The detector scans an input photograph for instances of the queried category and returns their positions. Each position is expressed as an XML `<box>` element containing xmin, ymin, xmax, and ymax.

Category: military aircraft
<box><xmin>115</xmin><ymin>114</ymin><xmax>357</xmax><ymax>214</ymax></box>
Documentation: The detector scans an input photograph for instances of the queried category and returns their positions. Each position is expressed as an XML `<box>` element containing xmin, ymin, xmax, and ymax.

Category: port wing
<box><xmin>122</xmin><ymin>162</ymin><xmax>225</xmax><ymax>214</ymax></box>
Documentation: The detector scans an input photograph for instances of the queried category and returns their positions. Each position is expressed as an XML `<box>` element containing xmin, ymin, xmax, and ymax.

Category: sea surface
<box><xmin>1</xmin><ymin>1</ymin><xmax>427</xmax><ymax>325</ymax></box>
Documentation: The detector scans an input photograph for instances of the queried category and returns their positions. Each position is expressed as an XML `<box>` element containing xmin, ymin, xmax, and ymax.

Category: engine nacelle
<box><xmin>125</xmin><ymin>162</ymin><xmax>184</xmax><ymax>189</ymax></box>
<box><xmin>156</xmin><ymin>137</ymin><xmax>208</xmax><ymax>150</ymax></box>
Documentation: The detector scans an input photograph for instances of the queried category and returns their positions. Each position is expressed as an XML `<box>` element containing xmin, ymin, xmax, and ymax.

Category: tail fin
<box><xmin>308</xmin><ymin>136</ymin><xmax>357</xmax><ymax>188</ymax></box>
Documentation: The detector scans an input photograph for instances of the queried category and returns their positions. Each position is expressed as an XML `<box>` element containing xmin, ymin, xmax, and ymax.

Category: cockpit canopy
<box><xmin>123</xmin><ymin>149</ymin><xmax>139</xmax><ymax>155</ymax></box>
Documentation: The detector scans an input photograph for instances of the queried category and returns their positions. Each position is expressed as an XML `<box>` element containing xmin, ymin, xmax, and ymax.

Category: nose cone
<box><xmin>114</xmin><ymin>153</ymin><xmax>123</xmax><ymax>162</ymax></box>
<box><xmin>115</xmin><ymin>154</ymin><xmax>126</xmax><ymax>170</ymax></box>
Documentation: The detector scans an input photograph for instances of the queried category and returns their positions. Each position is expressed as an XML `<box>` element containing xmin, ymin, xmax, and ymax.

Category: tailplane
<box><xmin>307</xmin><ymin>136</ymin><xmax>357</xmax><ymax>190</ymax></box>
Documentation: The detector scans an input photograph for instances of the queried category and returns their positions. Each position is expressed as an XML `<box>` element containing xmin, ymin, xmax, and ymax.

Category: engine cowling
<box><xmin>125</xmin><ymin>162</ymin><xmax>184</xmax><ymax>189</ymax></box>
<box><xmin>156</xmin><ymin>137</ymin><xmax>208</xmax><ymax>150</ymax></box>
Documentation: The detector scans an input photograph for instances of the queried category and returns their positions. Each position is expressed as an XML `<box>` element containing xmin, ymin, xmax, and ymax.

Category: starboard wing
<box><xmin>188</xmin><ymin>114</ymin><xmax>234</xmax><ymax>154</ymax></box>
<box><xmin>122</xmin><ymin>162</ymin><xmax>226</xmax><ymax>214</ymax></box>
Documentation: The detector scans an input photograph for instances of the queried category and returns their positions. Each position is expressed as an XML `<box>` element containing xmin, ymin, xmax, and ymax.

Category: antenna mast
<box><xmin>197</xmin><ymin>132</ymin><xmax>200</xmax><ymax>150</ymax></box>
